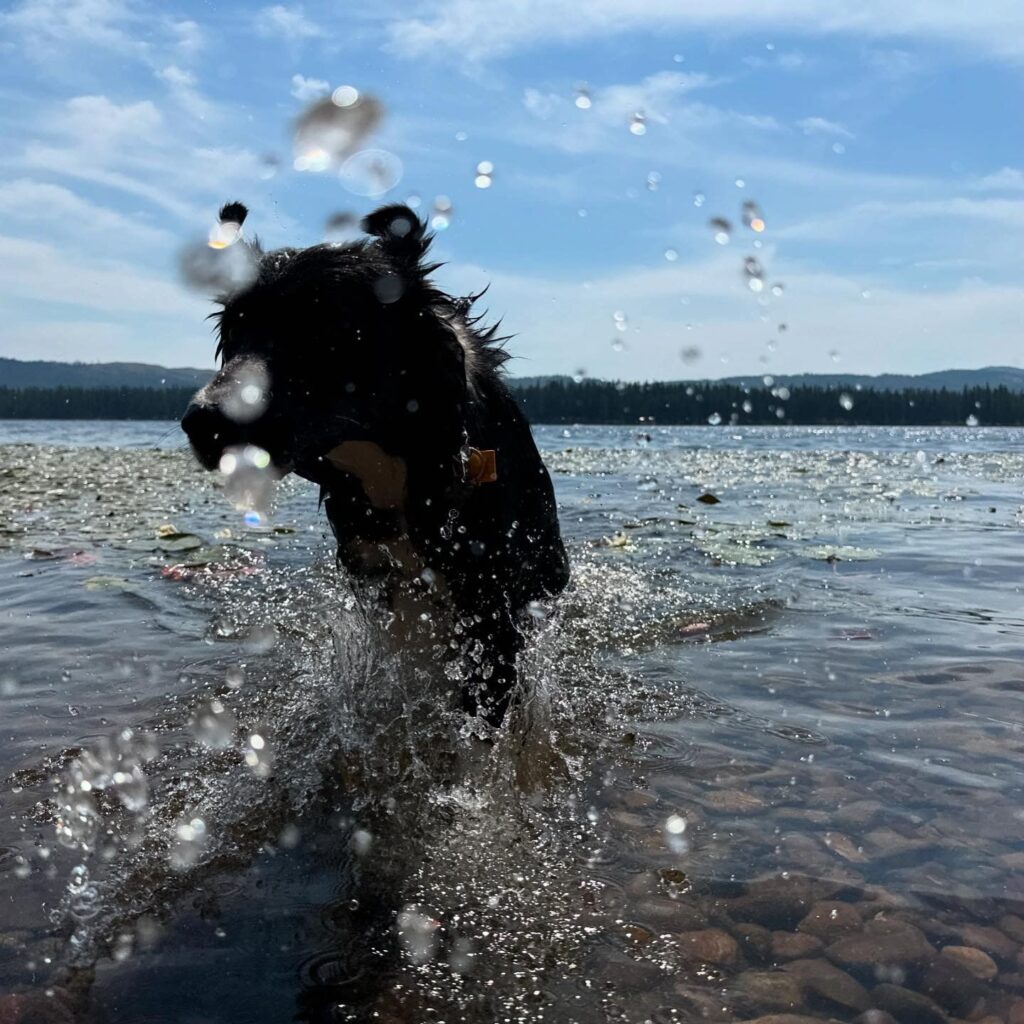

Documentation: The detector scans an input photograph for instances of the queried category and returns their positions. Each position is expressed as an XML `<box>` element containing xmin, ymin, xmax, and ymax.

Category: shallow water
<box><xmin>1</xmin><ymin>422</ymin><xmax>1023</xmax><ymax>1023</ymax></box>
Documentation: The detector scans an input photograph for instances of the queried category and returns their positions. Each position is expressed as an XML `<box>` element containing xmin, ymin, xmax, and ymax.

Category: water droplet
<box><xmin>664</xmin><ymin>247</ymin><xmax>679</xmax><ymax>262</ymax></box>
<box><xmin>574</xmin><ymin>85</ymin><xmax>592</xmax><ymax>109</ymax></box>
<box><xmin>629</xmin><ymin>111</ymin><xmax>647</xmax><ymax>136</ymax></box>
<box><xmin>190</xmin><ymin>699</ymin><xmax>237</xmax><ymax>750</ymax></box>
<box><xmin>221</xmin><ymin>359</ymin><xmax>270</xmax><ymax>424</ymax></box>
<box><xmin>693</xmin><ymin>191</ymin><xmax>706</xmax><ymax>207</ymax></box>
<box><xmin>771</xmin><ymin>282</ymin><xmax>785</xmax><ymax>297</ymax></box>
<box><xmin>454</xmin><ymin>130</ymin><xmax>468</xmax><ymax>142</ymax></box>
<box><xmin>610</xmin><ymin>338</ymin><xmax>625</xmax><ymax>352</ymax></box>
<box><xmin>339</xmin><ymin>148</ymin><xmax>402</xmax><ymax>197</ymax></box>
<box><xmin>430</xmin><ymin>195</ymin><xmax>453</xmax><ymax>230</ymax></box>
<box><xmin>829</xmin><ymin>349</ymin><xmax>840</xmax><ymax>362</ymax></box>
<box><xmin>679</xmin><ymin>346</ymin><xmax>701</xmax><ymax>363</ymax></box>
<box><xmin>742</xmin><ymin>399</ymin><xmax>753</xmax><ymax>414</ymax></box>
<box><xmin>742</xmin><ymin>200</ymin><xmax>765</xmax><ymax>232</ymax></box>
<box><xmin>613</xmin><ymin>310</ymin><xmax>628</xmax><ymax>332</ymax></box>
<box><xmin>293</xmin><ymin>92</ymin><xmax>383</xmax><ymax>170</ymax></box>
<box><xmin>646</xmin><ymin>170</ymin><xmax>661</xmax><ymax>191</ymax></box>
<box><xmin>735</xmin><ymin>178</ymin><xmax>746</xmax><ymax>189</ymax></box>
<box><xmin>324</xmin><ymin>210</ymin><xmax>359</xmax><ymax>242</ymax></box>
<box><xmin>839</xmin><ymin>393</ymin><xmax>854</xmax><ymax>411</ymax></box>
<box><xmin>397</xmin><ymin>906</ymin><xmax>440</xmax><ymax>964</ymax></box>
<box><xmin>179</xmin><ymin>238</ymin><xmax>258</xmax><ymax>296</ymax></box>
<box><xmin>966</xmin><ymin>414</ymin><xmax>979</xmax><ymax>426</ymax></box>
<box><xmin>832</xmin><ymin>142</ymin><xmax>846</xmax><ymax>154</ymax></box>
<box><xmin>331</xmin><ymin>85</ymin><xmax>359</xmax><ymax>108</ymax></box>
<box><xmin>861</xmin><ymin>289</ymin><xmax>872</xmax><ymax>300</ymax></box>
<box><xmin>219</xmin><ymin>444</ymin><xmax>279</xmax><ymax>520</ymax></box>
<box><xmin>707</xmin><ymin>412</ymin><xmax>722</xmax><ymax>425</ymax></box>
<box><xmin>709</xmin><ymin>217</ymin><xmax>731</xmax><ymax>244</ymax></box>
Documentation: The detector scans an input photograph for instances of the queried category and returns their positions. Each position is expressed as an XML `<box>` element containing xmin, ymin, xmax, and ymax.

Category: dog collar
<box><xmin>465</xmin><ymin>447</ymin><xmax>497</xmax><ymax>486</ymax></box>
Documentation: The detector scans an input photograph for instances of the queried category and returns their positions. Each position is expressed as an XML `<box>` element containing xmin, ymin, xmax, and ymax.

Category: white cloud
<box><xmin>797</xmin><ymin>116</ymin><xmax>854</xmax><ymax>139</ymax></box>
<box><xmin>255</xmin><ymin>5</ymin><xmax>321</xmax><ymax>41</ymax></box>
<box><xmin>388</xmin><ymin>1</ymin><xmax>1024</xmax><ymax>63</ymax></box>
<box><xmin>778</xmin><ymin>196</ymin><xmax>1024</xmax><ymax>242</ymax></box>
<box><xmin>0</xmin><ymin>0</ymin><xmax>146</xmax><ymax>59</ymax></box>
<box><xmin>170</xmin><ymin>18</ymin><xmax>203</xmax><ymax>58</ymax></box>
<box><xmin>971</xmin><ymin>167</ymin><xmax>1024</xmax><ymax>192</ymax></box>
<box><xmin>0</xmin><ymin>233</ymin><xmax>201</xmax><ymax>317</ymax></box>
<box><xmin>156</xmin><ymin>65</ymin><xmax>216</xmax><ymax>121</ymax></box>
<box><xmin>435</xmin><ymin>253</ymin><xmax>1024</xmax><ymax>380</ymax></box>
<box><xmin>0</xmin><ymin>179</ymin><xmax>171</xmax><ymax>249</ymax></box>
<box><xmin>290</xmin><ymin>73</ymin><xmax>330</xmax><ymax>101</ymax></box>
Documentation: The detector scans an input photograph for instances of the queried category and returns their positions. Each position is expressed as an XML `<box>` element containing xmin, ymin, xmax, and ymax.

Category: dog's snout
<box><xmin>181</xmin><ymin>400</ymin><xmax>239</xmax><ymax>469</ymax></box>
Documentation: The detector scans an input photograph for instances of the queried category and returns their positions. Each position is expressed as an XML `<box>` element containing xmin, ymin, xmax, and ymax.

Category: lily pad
<box><xmin>155</xmin><ymin>533</ymin><xmax>204</xmax><ymax>553</ymax></box>
<box><xmin>82</xmin><ymin>576</ymin><xmax>135</xmax><ymax>592</ymax></box>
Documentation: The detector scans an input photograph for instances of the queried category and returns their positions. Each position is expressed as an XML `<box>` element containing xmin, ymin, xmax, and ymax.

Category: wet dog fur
<box><xmin>182</xmin><ymin>202</ymin><xmax>569</xmax><ymax>725</ymax></box>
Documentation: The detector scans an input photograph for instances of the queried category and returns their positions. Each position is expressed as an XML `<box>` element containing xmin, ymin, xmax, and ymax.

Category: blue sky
<box><xmin>0</xmin><ymin>0</ymin><xmax>1022</xmax><ymax>380</ymax></box>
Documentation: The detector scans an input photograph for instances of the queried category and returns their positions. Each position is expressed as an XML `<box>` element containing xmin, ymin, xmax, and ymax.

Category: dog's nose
<box><xmin>181</xmin><ymin>401</ymin><xmax>238</xmax><ymax>469</ymax></box>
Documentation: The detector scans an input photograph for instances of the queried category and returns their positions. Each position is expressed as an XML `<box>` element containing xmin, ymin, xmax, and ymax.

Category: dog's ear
<box><xmin>361</xmin><ymin>204</ymin><xmax>431</xmax><ymax>269</ymax></box>
<box><xmin>218</xmin><ymin>201</ymin><xmax>248</xmax><ymax>227</ymax></box>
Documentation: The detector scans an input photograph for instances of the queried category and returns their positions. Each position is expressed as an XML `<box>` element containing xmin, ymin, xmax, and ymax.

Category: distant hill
<box><xmin>0</xmin><ymin>358</ymin><xmax>212</xmax><ymax>389</ymax></box>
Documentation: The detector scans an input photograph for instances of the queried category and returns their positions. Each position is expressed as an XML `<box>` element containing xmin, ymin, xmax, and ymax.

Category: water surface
<box><xmin>1</xmin><ymin>422</ymin><xmax>1022</xmax><ymax>1022</ymax></box>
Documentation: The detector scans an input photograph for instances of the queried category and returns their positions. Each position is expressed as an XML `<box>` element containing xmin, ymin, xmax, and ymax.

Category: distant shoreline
<box><xmin>0</xmin><ymin>382</ymin><xmax>1021</xmax><ymax>426</ymax></box>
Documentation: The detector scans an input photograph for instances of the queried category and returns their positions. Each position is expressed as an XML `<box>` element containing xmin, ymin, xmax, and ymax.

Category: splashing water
<box><xmin>218</xmin><ymin>444</ymin><xmax>279</xmax><ymax>522</ymax></box>
<box><xmin>179</xmin><ymin>238</ymin><xmax>258</xmax><ymax>296</ymax></box>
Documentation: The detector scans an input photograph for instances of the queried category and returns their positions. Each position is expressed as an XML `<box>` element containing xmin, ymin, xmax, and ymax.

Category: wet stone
<box><xmin>677</xmin><ymin>928</ymin><xmax>741</xmax><ymax>967</ymax></box>
<box><xmin>634</xmin><ymin>896</ymin><xmax>709</xmax><ymax>931</ymax></box>
<box><xmin>957</xmin><ymin>923</ymin><xmax>1019</xmax><ymax>963</ymax></box>
<box><xmin>729</xmin><ymin>970</ymin><xmax>805</xmax><ymax>1015</ymax></box>
<box><xmin>870</xmin><ymin>983</ymin><xmax>947</xmax><ymax>1024</ymax></box>
<box><xmin>732</xmin><ymin>922</ymin><xmax>773</xmax><ymax>963</ymax></box>
<box><xmin>919</xmin><ymin>954</ymin><xmax>991</xmax><ymax>1017</ymax></box>
<box><xmin>705</xmin><ymin>789</ymin><xmax>767</xmax><ymax>814</ymax></box>
<box><xmin>770</xmin><ymin>931</ymin><xmax>823</xmax><ymax>961</ymax></box>
<box><xmin>834</xmin><ymin>801</ymin><xmax>884</xmax><ymax>829</ymax></box>
<box><xmin>940</xmin><ymin>944</ymin><xmax>998</xmax><ymax>980</ymax></box>
<box><xmin>826</xmin><ymin>917</ymin><xmax>936</xmax><ymax>974</ymax></box>
<box><xmin>852</xmin><ymin>1013</ymin><xmax>898</xmax><ymax>1024</ymax></box>
<box><xmin>727</xmin><ymin>875</ymin><xmax>838</xmax><ymax>931</ymax></box>
<box><xmin>784</xmin><ymin>957</ymin><xmax>871</xmax><ymax>1015</ymax></box>
<box><xmin>1000</xmin><ymin>915</ymin><xmax>1024</xmax><ymax>945</ymax></box>
<box><xmin>797</xmin><ymin>901</ymin><xmax>863</xmax><ymax>941</ymax></box>
<box><xmin>862</xmin><ymin>827</ymin><xmax>940</xmax><ymax>862</ymax></box>
<box><xmin>739</xmin><ymin>1016</ymin><xmax>829</xmax><ymax>1024</ymax></box>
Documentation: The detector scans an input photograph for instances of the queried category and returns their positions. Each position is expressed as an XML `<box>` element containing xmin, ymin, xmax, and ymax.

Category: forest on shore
<box><xmin>0</xmin><ymin>380</ymin><xmax>1019</xmax><ymax>425</ymax></box>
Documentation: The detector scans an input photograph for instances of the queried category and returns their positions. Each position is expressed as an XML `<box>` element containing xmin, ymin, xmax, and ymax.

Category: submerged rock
<box><xmin>870</xmin><ymin>983</ymin><xmax>947</xmax><ymax>1024</ymax></box>
<box><xmin>940</xmin><ymin>944</ymin><xmax>998</xmax><ymax>980</ymax></box>
<box><xmin>826</xmin><ymin>917</ymin><xmax>936</xmax><ymax>976</ymax></box>
<box><xmin>784</xmin><ymin>957</ymin><xmax>870</xmax><ymax>1015</ymax></box>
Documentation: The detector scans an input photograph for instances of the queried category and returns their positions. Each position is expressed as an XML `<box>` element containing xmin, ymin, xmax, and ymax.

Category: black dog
<box><xmin>182</xmin><ymin>202</ymin><xmax>569</xmax><ymax>725</ymax></box>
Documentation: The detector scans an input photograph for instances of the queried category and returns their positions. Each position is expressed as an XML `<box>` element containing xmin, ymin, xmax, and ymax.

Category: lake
<box><xmin>1</xmin><ymin>421</ymin><xmax>1022</xmax><ymax>1022</ymax></box>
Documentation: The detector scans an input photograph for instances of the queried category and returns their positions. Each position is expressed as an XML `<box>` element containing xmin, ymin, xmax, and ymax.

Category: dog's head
<box><xmin>182</xmin><ymin>202</ymin><xmax>476</xmax><ymax>483</ymax></box>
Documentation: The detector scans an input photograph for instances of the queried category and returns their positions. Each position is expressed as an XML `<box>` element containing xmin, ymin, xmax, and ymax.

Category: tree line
<box><xmin>0</xmin><ymin>381</ymin><xmax>1021</xmax><ymax>425</ymax></box>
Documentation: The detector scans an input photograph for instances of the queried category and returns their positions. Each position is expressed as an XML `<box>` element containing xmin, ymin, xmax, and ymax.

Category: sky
<box><xmin>0</xmin><ymin>0</ymin><xmax>1022</xmax><ymax>381</ymax></box>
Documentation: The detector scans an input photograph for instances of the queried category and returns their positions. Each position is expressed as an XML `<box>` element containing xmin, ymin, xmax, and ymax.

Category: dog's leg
<box><xmin>456</xmin><ymin>609</ymin><xmax>524</xmax><ymax>727</ymax></box>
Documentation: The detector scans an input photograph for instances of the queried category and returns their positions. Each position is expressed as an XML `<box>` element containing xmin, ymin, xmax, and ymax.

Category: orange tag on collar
<box><xmin>466</xmin><ymin>448</ymin><xmax>497</xmax><ymax>485</ymax></box>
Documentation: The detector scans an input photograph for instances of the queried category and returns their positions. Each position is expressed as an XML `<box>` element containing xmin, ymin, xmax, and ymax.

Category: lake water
<box><xmin>1</xmin><ymin>421</ymin><xmax>1022</xmax><ymax>1023</ymax></box>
